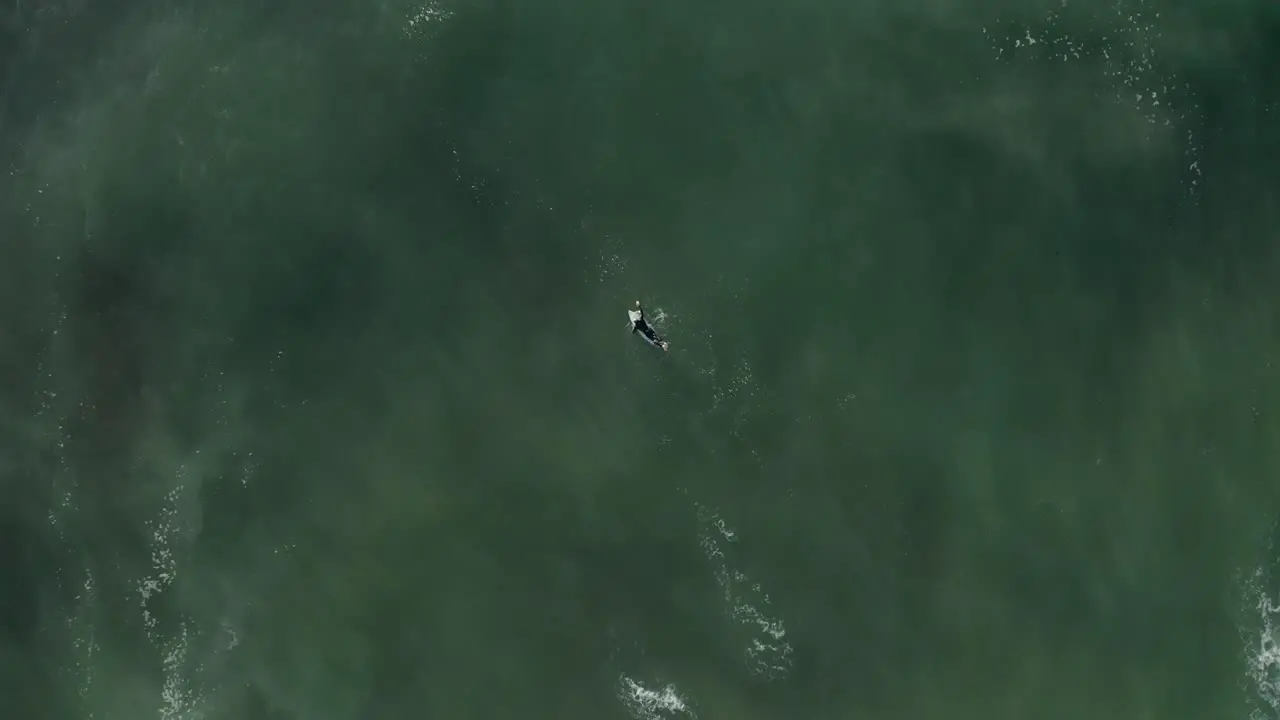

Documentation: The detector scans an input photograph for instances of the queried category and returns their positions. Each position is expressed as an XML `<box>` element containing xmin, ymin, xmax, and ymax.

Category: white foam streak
<box><xmin>404</xmin><ymin>1</ymin><xmax>453</xmax><ymax>38</ymax></box>
<box><xmin>1240</xmin><ymin>565</ymin><xmax>1280</xmax><ymax>720</ymax></box>
<box><xmin>618</xmin><ymin>676</ymin><xmax>696</xmax><ymax>720</ymax></box>
<box><xmin>696</xmin><ymin>505</ymin><xmax>793</xmax><ymax>680</ymax></box>
<box><xmin>136</xmin><ymin>481</ymin><xmax>210</xmax><ymax>719</ymax></box>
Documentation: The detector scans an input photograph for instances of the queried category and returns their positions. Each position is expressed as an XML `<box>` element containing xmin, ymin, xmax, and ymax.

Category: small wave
<box><xmin>696</xmin><ymin>505</ymin><xmax>793</xmax><ymax>680</ymax></box>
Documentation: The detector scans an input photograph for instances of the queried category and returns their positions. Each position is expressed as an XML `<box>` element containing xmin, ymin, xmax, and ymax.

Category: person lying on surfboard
<box><xmin>628</xmin><ymin>300</ymin><xmax>669</xmax><ymax>351</ymax></box>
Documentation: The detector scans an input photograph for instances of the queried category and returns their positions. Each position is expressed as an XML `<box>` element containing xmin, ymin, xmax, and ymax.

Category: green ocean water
<box><xmin>3</xmin><ymin>0</ymin><xmax>1280</xmax><ymax>718</ymax></box>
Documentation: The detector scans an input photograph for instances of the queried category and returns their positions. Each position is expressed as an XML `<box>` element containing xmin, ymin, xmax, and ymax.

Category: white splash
<box><xmin>138</xmin><ymin>485</ymin><xmax>183</xmax><ymax>611</ymax></box>
<box><xmin>1239</xmin><ymin>564</ymin><xmax>1280</xmax><ymax>719</ymax></box>
<box><xmin>618</xmin><ymin>676</ymin><xmax>696</xmax><ymax>720</ymax></box>
<box><xmin>695</xmin><ymin>505</ymin><xmax>793</xmax><ymax>679</ymax></box>
<box><xmin>158</xmin><ymin>621</ymin><xmax>203</xmax><ymax>720</ymax></box>
<box><xmin>137</xmin><ymin>479</ymin><xmax>209</xmax><ymax>719</ymax></box>
<box><xmin>650</xmin><ymin>307</ymin><xmax>670</xmax><ymax>328</ymax></box>
<box><xmin>612</xmin><ymin>500</ymin><xmax>792</xmax><ymax>718</ymax></box>
<box><xmin>404</xmin><ymin>1</ymin><xmax>453</xmax><ymax>38</ymax></box>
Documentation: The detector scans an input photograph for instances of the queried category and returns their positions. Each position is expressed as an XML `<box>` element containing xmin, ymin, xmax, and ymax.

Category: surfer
<box><xmin>628</xmin><ymin>300</ymin><xmax>669</xmax><ymax>351</ymax></box>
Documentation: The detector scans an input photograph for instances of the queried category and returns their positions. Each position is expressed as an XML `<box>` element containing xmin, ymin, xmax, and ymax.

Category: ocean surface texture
<box><xmin>3</xmin><ymin>0</ymin><xmax>1280</xmax><ymax>718</ymax></box>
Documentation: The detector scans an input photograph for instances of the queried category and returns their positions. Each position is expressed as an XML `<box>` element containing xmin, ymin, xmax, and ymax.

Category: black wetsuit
<box><xmin>631</xmin><ymin>307</ymin><xmax>663</xmax><ymax>345</ymax></box>
<box><xmin>635</xmin><ymin>318</ymin><xmax>656</xmax><ymax>338</ymax></box>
